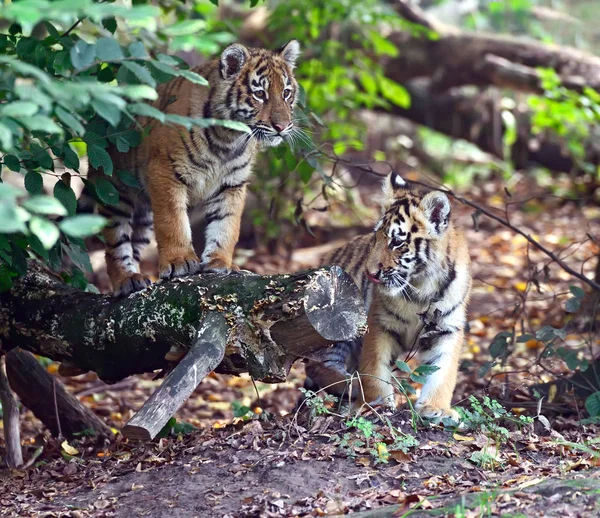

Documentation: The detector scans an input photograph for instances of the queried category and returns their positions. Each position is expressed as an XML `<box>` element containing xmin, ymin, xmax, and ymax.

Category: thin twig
<box><xmin>53</xmin><ymin>378</ymin><xmax>63</xmax><ymax>440</ymax></box>
<box><xmin>320</xmin><ymin>152</ymin><xmax>600</xmax><ymax>292</ymax></box>
<box><xmin>61</xmin><ymin>19</ymin><xmax>83</xmax><ymax>38</ymax></box>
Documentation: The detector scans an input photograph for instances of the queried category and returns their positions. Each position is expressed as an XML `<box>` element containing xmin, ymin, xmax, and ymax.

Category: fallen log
<box><xmin>5</xmin><ymin>349</ymin><xmax>113</xmax><ymax>441</ymax></box>
<box><xmin>0</xmin><ymin>262</ymin><xmax>367</xmax><ymax>385</ymax></box>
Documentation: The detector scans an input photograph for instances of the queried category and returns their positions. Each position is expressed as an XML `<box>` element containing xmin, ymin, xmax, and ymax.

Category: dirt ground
<box><xmin>1</xmin><ymin>176</ymin><xmax>600</xmax><ymax>517</ymax></box>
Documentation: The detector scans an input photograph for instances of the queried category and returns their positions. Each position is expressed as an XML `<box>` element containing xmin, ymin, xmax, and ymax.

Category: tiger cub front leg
<box><xmin>415</xmin><ymin>330</ymin><xmax>463</xmax><ymax>422</ymax></box>
<box><xmin>147</xmin><ymin>161</ymin><xmax>202</xmax><ymax>280</ymax></box>
<box><xmin>201</xmin><ymin>183</ymin><xmax>248</xmax><ymax>273</ymax></box>
<box><xmin>356</xmin><ymin>318</ymin><xmax>398</xmax><ymax>411</ymax></box>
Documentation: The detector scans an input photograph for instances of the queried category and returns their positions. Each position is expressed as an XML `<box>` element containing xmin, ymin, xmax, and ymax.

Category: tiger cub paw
<box><xmin>114</xmin><ymin>273</ymin><xmax>153</xmax><ymax>297</ymax></box>
<box><xmin>416</xmin><ymin>403</ymin><xmax>460</xmax><ymax>423</ymax></box>
<box><xmin>159</xmin><ymin>253</ymin><xmax>202</xmax><ymax>280</ymax></box>
<box><xmin>200</xmin><ymin>257</ymin><xmax>233</xmax><ymax>274</ymax></box>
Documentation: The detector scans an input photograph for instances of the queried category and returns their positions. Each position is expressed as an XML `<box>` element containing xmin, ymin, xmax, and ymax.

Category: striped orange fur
<box><xmin>305</xmin><ymin>172</ymin><xmax>472</xmax><ymax>421</ymax></box>
<box><xmin>82</xmin><ymin>41</ymin><xmax>301</xmax><ymax>296</ymax></box>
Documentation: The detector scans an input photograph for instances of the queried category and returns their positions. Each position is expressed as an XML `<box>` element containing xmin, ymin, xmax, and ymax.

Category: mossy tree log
<box><xmin>0</xmin><ymin>262</ymin><xmax>367</xmax><ymax>384</ymax></box>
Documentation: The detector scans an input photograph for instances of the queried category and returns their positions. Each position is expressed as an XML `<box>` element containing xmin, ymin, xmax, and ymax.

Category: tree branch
<box><xmin>0</xmin><ymin>356</ymin><xmax>23</xmax><ymax>468</ymax></box>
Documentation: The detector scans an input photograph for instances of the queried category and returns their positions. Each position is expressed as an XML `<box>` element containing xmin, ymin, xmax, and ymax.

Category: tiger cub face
<box><xmin>219</xmin><ymin>40</ymin><xmax>301</xmax><ymax>147</ymax></box>
<box><xmin>365</xmin><ymin>173</ymin><xmax>452</xmax><ymax>296</ymax></box>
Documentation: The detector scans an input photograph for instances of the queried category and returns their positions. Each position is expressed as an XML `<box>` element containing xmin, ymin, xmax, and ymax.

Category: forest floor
<box><xmin>1</xmin><ymin>175</ymin><xmax>600</xmax><ymax>517</ymax></box>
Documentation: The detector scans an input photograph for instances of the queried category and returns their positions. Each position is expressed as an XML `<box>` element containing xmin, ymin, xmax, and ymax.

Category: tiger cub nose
<box><xmin>272</xmin><ymin>122</ymin><xmax>288</xmax><ymax>133</ymax></box>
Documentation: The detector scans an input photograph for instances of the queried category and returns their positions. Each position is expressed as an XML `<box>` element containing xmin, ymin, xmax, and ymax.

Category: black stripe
<box><xmin>205</xmin><ymin>211</ymin><xmax>234</xmax><ymax>226</ymax></box>
<box><xmin>227</xmin><ymin>159</ymin><xmax>251</xmax><ymax>176</ymax></box>
<box><xmin>180</xmin><ymin>136</ymin><xmax>205</xmax><ymax>170</ymax></box>
<box><xmin>383</xmin><ymin>327</ymin><xmax>403</xmax><ymax>347</ymax></box>
<box><xmin>381</xmin><ymin>300</ymin><xmax>410</xmax><ymax>323</ymax></box>
<box><xmin>433</xmin><ymin>261</ymin><xmax>457</xmax><ymax>301</ymax></box>
<box><xmin>132</xmin><ymin>237</ymin><xmax>151</xmax><ymax>245</ymax></box>
<box><xmin>207</xmin><ymin>181</ymin><xmax>248</xmax><ymax>206</ymax></box>
<box><xmin>330</xmin><ymin>246</ymin><xmax>346</xmax><ymax>265</ymax></box>
<box><xmin>99</xmin><ymin>204</ymin><xmax>132</xmax><ymax>219</ymax></box>
<box><xmin>108</xmin><ymin>234</ymin><xmax>131</xmax><ymax>248</ymax></box>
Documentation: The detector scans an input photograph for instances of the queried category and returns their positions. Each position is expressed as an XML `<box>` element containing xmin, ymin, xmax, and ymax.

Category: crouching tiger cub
<box><xmin>83</xmin><ymin>41</ymin><xmax>300</xmax><ymax>296</ymax></box>
<box><xmin>305</xmin><ymin>172</ymin><xmax>472</xmax><ymax>420</ymax></box>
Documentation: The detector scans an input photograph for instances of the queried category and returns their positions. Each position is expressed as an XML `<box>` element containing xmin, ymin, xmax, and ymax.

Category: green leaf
<box><xmin>22</xmin><ymin>195</ymin><xmax>67</xmax><ymax>216</ymax></box>
<box><xmin>565</xmin><ymin>297</ymin><xmax>581</xmax><ymax>313</ymax></box>
<box><xmin>88</xmin><ymin>145</ymin><xmax>113</xmax><ymax>176</ymax></box>
<box><xmin>59</xmin><ymin>214</ymin><xmax>107</xmax><ymax>238</ymax></box>
<box><xmin>102</xmin><ymin>17</ymin><xmax>117</xmax><ymax>34</ymax></box>
<box><xmin>121</xmin><ymin>85</ymin><xmax>158</xmax><ymax>101</ymax></box>
<box><xmin>0</xmin><ymin>122</ymin><xmax>13</xmax><ymax>151</ymax></box>
<box><xmin>62</xmin><ymin>144</ymin><xmax>80</xmax><ymax>170</ymax></box>
<box><xmin>29</xmin><ymin>216</ymin><xmax>59</xmax><ymax>250</ymax></box>
<box><xmin>128</xmin><ymin>41</ymin><xmax>149</xmax><ymax>59</ymax></box>
<box><xmin>162</xmin><ymin>20</ymin><xmax>207</xmax><ymax>37</ymax></box>
<box><xmin>61</xmin><ymin>242</ymin><xmax>92</xmax><ymax>273</ymax></box>
<box><xmin>569</xmin><ymin>286</ymin><xmax>585</xmax><ymax>300</ymax></box>
<box><xmin>516</xmin><ymin>334</ymin><xmax>534</xmax><ymax>343</ymax></box>
<box><xmin>179</xmin><ymin>69</ymin><xmax>208</xmax><ymax>86</ymax></box>
<box><xmin>95</xmin><ymin>37</ymin><xmax>124</xmax><ymax>62</ymax></box>
<box><xmin>70</xmin><ymin>40</ymin><xmax>96</xmax><ymax>71</ymax></box>
<box><xmin>359</xmin><ymin>71</ymin><xmax>377</xmax><ymax>96</ymax></box>
<box><xmin>24</xmin><ymin>171</ymin><xmax>43</xmax><ymax>195</ymax></box>
<box><xmin>121</xmin><ymin>61</ymin><xmax>156</xmax><ymax>87</ymax></box>
<box><xmin>489</xmin><ymin>331</ymin><xmax>512</xmax><ymax>359</ymax></box>
<box><xmin>27</xmin><ymin>233</ymin><xmax>49</xmax><ymax>260</ymax></box>
<box><xmin>0</xmin><ymin>200</ymin><xmax>27</xmax><ymax>233</ymax></box>
<box><xmin>91</xmin><ymin>98</ymin><xmax>122</xmax><ymax>127</ymax></box>
<box><xmin>409</xmin><ymin>371</ymin><xmax>428</xmax><ymax>384</ymax></box>
<box><xmin>413</xmin><ymin>365</ymin><xmax>440</xmax><ymax>376</ymax></box>
<box><xmin>0</xmin><ymin>183</ymin><xmax>24</xmax><ymax>199</ymax></box>
<box><xmin>20</xmin><ymin>115</ymin><xmax>63</xmax><ymax>134</ymax></box>
<box><xmin>395</xmin><ymin>360</ymin><xmax>412</xmax><ymax>373</ymax></box>
<box><xmin>53</xmin><ymin>180</ymin><xmax>77</xmax><ymax>216</ymax></box>
<box><xmin>379</xmin><ymin>77</ymin><xmax>411</xmax><ymax>109</ymax></box>
<box><xmin>129</xmin><ymin>103</ymin><xmax>165</xmax><ymax>122</ymax></box>
<box><xmin>369</xmin><ymin>30</ymin><xmax>398</xmax><ymax>57</ymax></box>
<box><xmin>116</xmin><ymin>170</ymin><xmax>140</xmax><ymax>189</ymax></box>
<box><xmin>93</xmin><ymin>176</ymin><xmax>119</xmax><ymax>206</ymax></box>
<box><xmin>3</xmin><ymin>154</ymin><xmax>21</xmax><ymax>172</ymax></box>
<box><xmin>1</xmin><ymin>101</ymin><xmax>38</xmax><ymax>118</ymax></box>
<box><xmin>55</xmin><ymin>106</ymin><xmax>85</xmax><ymax>135</ymax></box>
<box><xmin>585</xmin><ymin>392</ymin><xmax>600</xmax><ymax>418</ymax></box>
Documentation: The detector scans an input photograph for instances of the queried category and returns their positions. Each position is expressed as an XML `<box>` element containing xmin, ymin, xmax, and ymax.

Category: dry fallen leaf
<box><xmin>60</xmin><ymin>440</ymin><xmax>79</xmax><ymax>456</ymax></box>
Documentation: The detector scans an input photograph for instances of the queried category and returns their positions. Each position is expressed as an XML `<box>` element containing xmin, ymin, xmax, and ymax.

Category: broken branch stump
<box><xmin>0</xmin><ymin>355</ymin><xmax>23</xmax><ymax>468</ymax></box>
<box><xmin>5</xmin><ymin>349</ymin><xmax>113</xmax><ymax>441</ymax></box>
<box><xmin>122</xmin><ymin>313</ymin><xmax>227</xmax><ymax>440</ymax></box>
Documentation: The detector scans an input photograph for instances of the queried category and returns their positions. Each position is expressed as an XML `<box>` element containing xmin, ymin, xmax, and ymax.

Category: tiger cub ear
<box><xmin>220</xmin><ymin>43</ymin><xmax>250</xmax><ymax>79</ymax></box>
<box><xmin>420</xmin><ymin>191</ymin><xmax>451</xmax><ymax>236</ymax></box>
<box><xmin>279</xmin><ymin>40</ymin><xmax>301</xmax><ymax>68</ymax></box>
<box><xmin>390</xmin><ymin>171</ymin><xmax>407</xmax><ymax>190</ymax></box>
<box><xmin>382</xmin><ymin>171</ymin><xmax>407</xmax><ymax>204</ymax></box>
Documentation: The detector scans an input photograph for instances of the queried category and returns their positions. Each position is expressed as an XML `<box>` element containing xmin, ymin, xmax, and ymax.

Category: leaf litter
<box><xmin>1</xmin><ymin>177</ymin><xmax>600</xmax><ymax>517</ymax></box>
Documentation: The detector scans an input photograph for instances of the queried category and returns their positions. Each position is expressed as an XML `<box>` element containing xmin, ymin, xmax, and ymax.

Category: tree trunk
<box><xmin>0</xmin><ymin>262</ymin><xmax>367</xmax><ymax>384</ymax></box>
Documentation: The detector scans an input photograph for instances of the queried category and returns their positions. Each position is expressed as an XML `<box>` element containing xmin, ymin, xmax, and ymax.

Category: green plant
<box><xmin>231</xmin><ymin>400</ymin><xmax>254</xmax><ymax>421</ymax></box>
<box><xmin>459</xmin><ymin>396</ymin><xmax>533</xmax><ymax>445</ymax></box>
<box><xmin>298</xmin><ymin>387</ymin><xmax>339</xmax><ymax>417</ymax></box>
<box><xmin>156</xmin><ymin>417</ymin><xmax>198</xmax><ymax>438</ymax></box>
<box><xmin>0</xmin><ymin>0</ymin><xmax>244</xmax><ymax>291</ymax></box>
<box><xmin>528</xmin><ymin>69</ymin><xmax>600</xmax><ymax>174</ymax></box>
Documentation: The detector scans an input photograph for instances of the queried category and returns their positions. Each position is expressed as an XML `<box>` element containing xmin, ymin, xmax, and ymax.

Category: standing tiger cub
<box><xmin>84</xmin><ymin>41</ymin><xmax>300</xmax><ymax>295</ymax></box>
<box><xmin>305</xmin><ymin>173</ymin><xmax>472</xmax><ymax>420</ymax></box>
